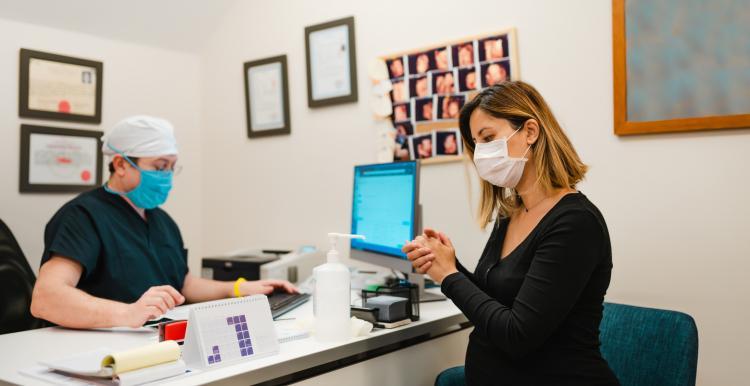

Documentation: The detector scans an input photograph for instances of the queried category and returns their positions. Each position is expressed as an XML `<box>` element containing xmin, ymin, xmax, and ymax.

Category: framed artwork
<box><xmin>378</xmin><ymin>28</ymin><xmax>519</xmax><ymax>164</ymax></box>
<box><xmin>19</xmin><ymin>49</ymin><xmax>103</xmax><ymax>124</ymax></box>
<box><xmin>244</xmin><ymin>55</ymin><xmax>291</xmax><ymax>138</ymax></box>
<box><xmin>305</xmin><ymin>16</ymin><xmax>358</xmax><ymax>107</ymax></box>
<box><xmin>613</xmin><ymin>0</ymin><xmax>750</xmax><ymax>135</ymax></box>
<box><xmin>19</xmin><ymin>124</ymin><xmax>103</xmax><ymax>193</ymax></box>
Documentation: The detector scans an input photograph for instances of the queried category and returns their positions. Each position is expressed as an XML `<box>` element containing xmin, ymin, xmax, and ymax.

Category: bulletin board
<box><xmin>377</xmin><ymin>28</ymin><xmax>519</xmax><ymax>164</ymax></box>
<box><xmin>613</xmin><ymin>0</ymin><xmax>750</xmax><ymax>135</ymax></box>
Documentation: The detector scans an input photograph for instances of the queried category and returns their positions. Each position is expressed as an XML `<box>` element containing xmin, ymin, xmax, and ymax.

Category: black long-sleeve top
<box><xmin>441</xmin><ymin>193</ymin><xmax>619</xmax><ymax>385</ymax></box>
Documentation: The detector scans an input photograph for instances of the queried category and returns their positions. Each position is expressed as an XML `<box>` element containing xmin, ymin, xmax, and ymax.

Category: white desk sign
<box><xmin>182</xmin><ymin>296</ymin><xmax>279</xmax><ymax>369</ymax></box>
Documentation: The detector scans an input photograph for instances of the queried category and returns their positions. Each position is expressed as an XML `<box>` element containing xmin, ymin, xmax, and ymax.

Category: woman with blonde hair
<box><xmin>403</xmin><ymin>81</ymin><xmax>619</xmax><ymax>385</ymax></box>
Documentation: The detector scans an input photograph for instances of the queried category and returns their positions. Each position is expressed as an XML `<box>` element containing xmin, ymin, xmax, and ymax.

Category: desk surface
<box><xmin>0</xmin><ymin>290</ymin><xmax>467</xmax><ymax>386</ymax></box>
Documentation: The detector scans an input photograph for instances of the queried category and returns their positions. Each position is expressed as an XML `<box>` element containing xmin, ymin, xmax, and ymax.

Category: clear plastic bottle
<box><xmin>313</xmin><ymin>233</ymin><xmax>364</xmax><ymax>342</ymax></box>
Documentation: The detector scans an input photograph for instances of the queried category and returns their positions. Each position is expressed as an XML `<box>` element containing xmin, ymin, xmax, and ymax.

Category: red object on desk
<box><xmin>160</xmin><ymin>320</ymin><xmax>188</xmax><ymax>342</ymax></box>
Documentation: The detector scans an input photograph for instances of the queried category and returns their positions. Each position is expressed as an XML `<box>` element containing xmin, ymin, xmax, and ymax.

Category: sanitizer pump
<box><xmin>313</xmin><ymin>233</ymin><xmax>365</xmax><ymax>342</ymax></box>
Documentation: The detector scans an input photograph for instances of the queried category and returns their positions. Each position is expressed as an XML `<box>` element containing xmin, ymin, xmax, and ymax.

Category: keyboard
<box><xmin>268</xmin><ymin>291</ymin><xmax>311</xmax><ymax>319</ymax></box>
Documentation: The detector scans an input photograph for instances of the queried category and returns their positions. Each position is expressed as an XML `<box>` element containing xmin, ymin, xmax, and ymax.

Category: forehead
<box><xmin>468</xmin><ymin>108</ymin><xmax>513</xmax><ymax>137</ymax></box>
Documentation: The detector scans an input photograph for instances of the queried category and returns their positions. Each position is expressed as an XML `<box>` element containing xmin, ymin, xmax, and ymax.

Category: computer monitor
<box><xmin>349</xmin><ymin>161</ymin><xmax>445</xmax><ymax>302</ymax></box>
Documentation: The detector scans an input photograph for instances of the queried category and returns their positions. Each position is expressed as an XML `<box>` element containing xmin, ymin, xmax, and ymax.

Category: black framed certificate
<box><xmin>244</xmin><ymin>55</ymin><xmax>291</xmax><ymax>138</ymax></box>
<box><xmin>19</xmin><ymin>49</ymin><xmax>103</xmax><ymax>124</ymax></box>
<box><xmin>19</xmin><ymin>124</ymin><xmax>103</xmax><ymax>193</ymax></box>
<box><xmin>304</xmin><ymin>16</ymin><xmax>358</xmax><ymax>108</ymax></box>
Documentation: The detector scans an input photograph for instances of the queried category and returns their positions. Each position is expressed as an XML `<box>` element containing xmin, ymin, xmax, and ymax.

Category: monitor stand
<box><xmin>408</xmin><ymin>272</ymin><xmax>446</xmax><ymax>302</ymax></box>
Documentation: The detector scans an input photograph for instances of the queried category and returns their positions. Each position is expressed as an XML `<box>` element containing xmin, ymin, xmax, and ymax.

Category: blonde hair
<box><xmin>458</xmin><ymin>81</ymin><xmax>588</xmax><ymax>228</ymax></box>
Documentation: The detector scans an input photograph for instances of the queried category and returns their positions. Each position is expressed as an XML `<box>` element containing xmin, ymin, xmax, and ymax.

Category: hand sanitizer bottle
<box><xmin>313</xmin><ymin>233</ymin><xmax>365</xmax><ymax>342</ymax></box>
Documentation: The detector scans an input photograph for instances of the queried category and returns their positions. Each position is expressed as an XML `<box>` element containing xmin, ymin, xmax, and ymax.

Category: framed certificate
<box><xmin>19</xmin><ymin>124</ymin><xmax>103</xmax><ymax>193</ymax></box>
<box><xmin>243</xmin><ymin>55</ymin><xmax>291</xmax><ymax>138</ymax></box>
<box><xmin>305</xmin><ymin>16</ymin><xmax>358</xmax><ymax>107</ymax></box>
<box><xmin>19</xmin><ymin>49</ymin><xmax>103</xmax><ymax>124</ymax></box>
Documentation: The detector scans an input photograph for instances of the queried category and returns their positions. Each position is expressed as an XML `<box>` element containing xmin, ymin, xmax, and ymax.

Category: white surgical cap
<box><xmin>102</xmin><ymin>115</ymin><xmax>178</xmax><ymax>157</ymax></box>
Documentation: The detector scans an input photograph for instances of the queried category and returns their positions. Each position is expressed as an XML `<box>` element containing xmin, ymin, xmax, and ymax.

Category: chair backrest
<box><xmin>0</xmin><ymin>218</ymin><xmax>45</xmax><ymax>334</ymax></box>
<box><xmin>600</xmin><ymin>302</ymin><xmax>698</xmax><ymax>386</ymax></box>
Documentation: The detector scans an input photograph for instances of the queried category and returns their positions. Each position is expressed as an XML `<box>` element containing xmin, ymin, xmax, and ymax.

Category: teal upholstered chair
<box><xmin>599</xmin><ymin>302</ymin><xmax>698</xmax><ymax>386</ymax></box>
<box><xmin>435</xmin><ymin>302</ymin><xmax>699</xmax><ymax>386</ymax></box>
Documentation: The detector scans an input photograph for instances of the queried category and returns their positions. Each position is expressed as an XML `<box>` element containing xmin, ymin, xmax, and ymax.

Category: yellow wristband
<box><xmin>233</xmin><ymin>277</ymin><xmax>246</xmax><ymax>298</ymax></box>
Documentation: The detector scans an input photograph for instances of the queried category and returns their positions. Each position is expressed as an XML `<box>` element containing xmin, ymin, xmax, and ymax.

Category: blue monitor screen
<box><xmin>350</xmin><ymin>162</ymin><xmax>417</xmax><ymax>259</ymax></box>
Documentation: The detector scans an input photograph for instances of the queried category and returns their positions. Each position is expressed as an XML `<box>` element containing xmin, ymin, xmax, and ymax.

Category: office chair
<box><xmin>0</xmin><ymin>218</ymin><xmax>45</xmax><ymax>334</ymax></box>
<box><xmin>599</xmin><ymin>302</ymin><xmax>698</xmax><ymax>386</ymax></box>
<box><xmin>435</xmin><ymin>302</ymin><xmax>699</xmax><ymax>386</ymax></box>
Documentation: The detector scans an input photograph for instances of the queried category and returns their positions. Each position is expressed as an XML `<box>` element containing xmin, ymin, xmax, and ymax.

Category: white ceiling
<box><xmin>0</xmin><ymin>0</ymin><xmax>241</xmax><ymax>53</ymax></box>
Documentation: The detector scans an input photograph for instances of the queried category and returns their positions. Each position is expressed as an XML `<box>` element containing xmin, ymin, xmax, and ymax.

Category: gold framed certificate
<box><xmin>19</xmin><ymin>49</ymin><xmax>103</xmax><ymax>124</ymax></box>
<box><xmin>19</xmin><ymin>124</ymin><xmax>103</xmax><ymax>193</ymax></box>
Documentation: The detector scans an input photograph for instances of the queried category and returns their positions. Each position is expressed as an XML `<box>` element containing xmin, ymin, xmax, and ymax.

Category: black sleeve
<box><xmin>42</xmin><ymin>205</ymin><xmax>102</xmax><ymax>280</ymax></box>
<box><xmin>441</xmin><ymin>210</ymin><xmax>604</xmax><ymax>359</ymax></box>
<box><xmin>452</xmin><ymin>218</ymin><xmax>502</xmax><ymax>285</ymax></box>
<box><xmin>456</xmin><ymin>260</ymin><xmax>477</xmax><ymax>284</ymax></box>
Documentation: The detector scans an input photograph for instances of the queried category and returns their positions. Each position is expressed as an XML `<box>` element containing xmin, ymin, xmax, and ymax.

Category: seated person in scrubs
<box><xmin>30</xmin><ymin>116</ymin><xmax>296</xmax><ymax>329</ymax></box>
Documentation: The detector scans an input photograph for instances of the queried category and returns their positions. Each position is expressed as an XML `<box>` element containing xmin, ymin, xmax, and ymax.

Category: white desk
<box><xmin>0</xmin><ymin>290</ymin><xmax>470</xmax><ymax>386</ymax></box>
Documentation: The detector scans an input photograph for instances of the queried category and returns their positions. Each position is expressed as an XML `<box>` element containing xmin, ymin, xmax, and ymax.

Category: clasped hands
<box><xmin>402</xmin><ymin>228</ymin><xmax>458</xmax><ymax>283</ymax></box>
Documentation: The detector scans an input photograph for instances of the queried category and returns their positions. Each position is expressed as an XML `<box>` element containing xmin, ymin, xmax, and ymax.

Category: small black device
<box><xmin>350</xmin><ymin>306</ymin><xmax>379</xmax><ymax>324</ymax></box>
<box><xmin>267</xmin><ymin>291</ymin><xmax>310</xmax><ymax>319</ymax></box>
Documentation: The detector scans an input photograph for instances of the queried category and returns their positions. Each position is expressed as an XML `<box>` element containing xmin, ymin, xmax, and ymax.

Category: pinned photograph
<box><xmin>478</xmin><ymin>35</ymin><xmax>509</xmax><ymax>62</ymax></box>
<box><xmin>433</xmin><ymin>46</ymin><xmax>451</xmax><ymax>70</ymax></box>
<box><xmin>408</xmin><ymin>50</ymin><xmax>436</xmax><ymax>75</ymax></box>
<box><xmin>435</xmin><ymin>129</ymin><xmax>462</xmax><ymax>156</ymax></box>
<box><xmin>452</xmin><ymin>41</ymin><xmax>476</xmax><ymax>68</ymax></box>
<box><xmin>392</xmin><ymin>102</ymin><xmax>410</xmax><ymax>122</ymax></box>
<box><xmin>393</xmin><ymin>122</ymin><xmax>414</xmax><ymax>161</ymax></box>
<box><xmin>408</xmin><ymin>132</ymin><xmax>435</xmax><ymax>160</ymax></box>
<box><xmin>386</xmin><ymin>56</ymin><xmax>406</xmax><ymax>79</ymax></box>
<box><xmin>391</xmin><ymin>77</ymin><xmax>408</xmax><ymax>103</ymax></box>
<box><xmin>458</xmin><ymin>67</ymin><xmax>478</xmax><ymax>92</ymax></box>
<box><xmin>409</xmin><ymin>74</ymin><xmax>431</xmax><ymax>98</ymax></box>
<box><xmin>437</xmin><ymin>94</ymin><xmax>466</xmax><ymax>120</ymax></box>
<box><xmin>412</xmin><ymin>96</ymin><xmax>435</xmax><ymax>122</ymax></box>
<box><xmin>481</xmin><ymin>60</ymin><xmax>510</xmax><ymax>88</ymax></box>
<box><xmin>432</xmin><ymin>69</ymin><xmax>457</xmax><ymax>95</ymax></box>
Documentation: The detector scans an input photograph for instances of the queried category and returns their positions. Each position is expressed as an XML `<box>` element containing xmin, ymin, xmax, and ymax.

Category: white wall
<box><xmin>0</xmin><ymin>18</ymin><xmax>205</xmax><ymax>274</ymax></box>
<box><xmin>199</xmin><ymin>1</ymin><xmax>750</xmax><ymax>385</ymax></box>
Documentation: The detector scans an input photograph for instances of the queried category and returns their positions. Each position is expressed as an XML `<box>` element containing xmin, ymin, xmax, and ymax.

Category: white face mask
<box><xmin>473</xmin><ymin>128</ymin><xmax>530</xmax><ymax>188</ymax></box>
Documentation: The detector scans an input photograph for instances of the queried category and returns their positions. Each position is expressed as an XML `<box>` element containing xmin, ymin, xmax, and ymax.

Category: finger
<box><xmin>265</xmin><ymin>280</ymin><xmax>298</xmax><ymax>293</ymax></box>
<box><xmin>413</xmin><ymin>254</ymin><xmax>436</xmax><ymax>269</ymax></box>
<box><xmin>146</xmin><ymin>296</ymin><xmax>168</xmax><ymax>314</ymax></box>
<box><xmin>402</xmin><ymin>242</ymin><xmax>420</xmax><ymax>253</ymax></box>
<box><xmin>438</xmin><ymin>232</ymin><xmax>454</xmax><ymax>249</ymax></box>
<box><xmin>406</xmin><ymin>247</ymin><xmax>432</xmax><ymax>261</ymax></box>
<box><xmin>157</xmin><ymin>285</ymin><xmax>185</xmax><ymax>305</ymax></box>
<box><xmin>417</xmin><ymin>261</ymin><xmax>432</xmax><ymax>274</ymax></box>
<box><xmin>146</xmin><ymin>306</ymin><xmax>163</xmax><ymax>320</ymax></box>
<box><xmin>423</xmin><ymin>228</ymin><xmax>439</xmax><ymax>238</ymax></box>
<box><xmin>260</xmin><ymin>285</ymin><xmax>274</xmax><ymax>295</ymax></box>
<box><xmin>283</xmin><ymin>282</ymin><xmax>299</xmax><ymax>293</ymax></box>
<box><xmin>153</xmin><ymin>290</ymin><xmax>176</xmax><ymax>309</ymax></box>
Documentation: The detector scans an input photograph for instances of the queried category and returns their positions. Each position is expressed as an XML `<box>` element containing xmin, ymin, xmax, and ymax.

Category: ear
<box><xmin>524</xmin><ymin>119</ymin><xmax>540</xmax><ymax>146</ymax></box>
<box><xmin>111</xmin><ymin>155</ymin><xmax>129</xmax><ymax>177</ymax></box>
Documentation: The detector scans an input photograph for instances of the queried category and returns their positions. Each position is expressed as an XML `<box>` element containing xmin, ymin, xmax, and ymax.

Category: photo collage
<box><xmin>386</xmin><ymin>32</ymin><xmax>514</xmax><ymax>161</ymax></box>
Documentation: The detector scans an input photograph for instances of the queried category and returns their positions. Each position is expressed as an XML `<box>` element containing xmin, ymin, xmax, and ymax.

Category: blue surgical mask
<box><xmin>104</xmin><ymin>146</ymin><xmax>173</xmax><ymax>209</ymax></box>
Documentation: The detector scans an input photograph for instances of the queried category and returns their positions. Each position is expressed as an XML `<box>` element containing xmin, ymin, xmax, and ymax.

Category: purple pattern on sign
<box><xmin>207</xmin><ymin>345</ymin><xmax>222</xmax><ymax>364</ymax></box>
<box><xmin>226</xmin><ymin>314</ymin><xmax>254</xmax><ymax>357</ymax></box>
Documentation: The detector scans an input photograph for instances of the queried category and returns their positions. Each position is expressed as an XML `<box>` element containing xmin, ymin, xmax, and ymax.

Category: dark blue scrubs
<box><xmin>41</xmin><ymin>187</ymin><xmax>188</xmax><ymax>303</ymax></box>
